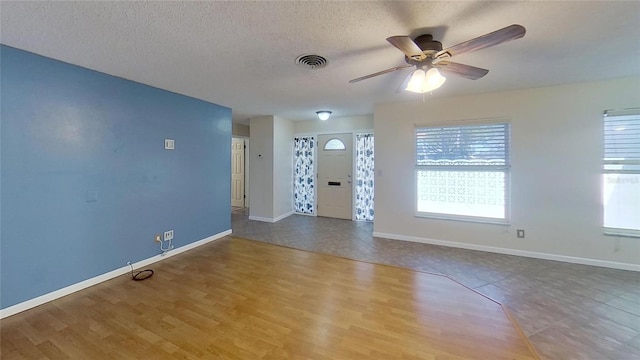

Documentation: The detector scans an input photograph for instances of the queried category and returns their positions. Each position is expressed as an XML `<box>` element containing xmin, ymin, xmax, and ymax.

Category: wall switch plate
<box><xmin>164</xmin><ymin>230</ymin><xmax>174</xmax><ymax>241</ymax></box>
<box><xmin>164</xmin><ymin>139</ymin><xmax>175</xmax><ymax>150</ymax></box>
<box><xmin>517</xmin><ymin>229</ymin><xmax>525</xmax><ymax>238</ymax></box>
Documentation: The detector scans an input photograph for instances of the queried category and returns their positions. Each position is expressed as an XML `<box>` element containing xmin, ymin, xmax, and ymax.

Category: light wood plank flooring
<box><xmin>232</xmin><ymin>211</ymin><xmax>640</xmax><ymax>360</ymax></box>
<box><xmin>1</xmin><ymin>237</ymin><xmax>537</xmax><ymax>359</ymax></box>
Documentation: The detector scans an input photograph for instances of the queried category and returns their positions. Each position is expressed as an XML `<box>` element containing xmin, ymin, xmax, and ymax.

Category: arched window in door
<box><xmin>323</xmin><ymin>138</ymin><xmax>346</xmax><ymax>150</ymax></box>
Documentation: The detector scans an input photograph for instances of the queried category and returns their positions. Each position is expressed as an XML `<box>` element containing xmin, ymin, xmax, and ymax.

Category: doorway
<box><xmin>317</xmin><ymin>133</ymin><xmax>352</xmax><ymax>219</ymax></box>
<box><xmin>231</xmin><ymin>138</ymin><xmax>245</xmax><ymax>208</ymax></box>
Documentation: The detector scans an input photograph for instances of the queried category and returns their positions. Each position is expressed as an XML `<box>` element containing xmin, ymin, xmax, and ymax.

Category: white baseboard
<box><xmin>248</xmin><ymin>215</ymin><xmax>274</xmax><ymax>222</ymax></box>
<box><xmin>0</xmin><ymin>229</ymin><xmax>232</xmax><ymax>319</ymax></box>
<box><xmin>249</xmin><ymin>210</ymin><xmax>294</xmax><ymax>223</ymax></box>
<box><xmin>294</xmin><ymin>212</ymin><xmax>316</xmax><ymax>217</ymax></box>
<box><xmin>372</xmin><ymin>231</ymin><xmax>640</xmax><ymax>272</ymax></box>
<box><xmin>273</xmin><ymin>211</ymin><xmax>294</xmax><ymax>222</ymax></box>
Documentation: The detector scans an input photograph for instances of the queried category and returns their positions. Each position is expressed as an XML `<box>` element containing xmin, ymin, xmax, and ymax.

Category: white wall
<box><xmin>249</xmin><ymin>116</ymin><xmax>274</xmax><ymax>219</ymax></box>
<box><xmin>248</xmin><ymin>115</ymin><xmax>295</xmax><ymax>221</ymax></box>
<box><xmin>374</xmin><ymin>76</ymin><xmax>640</xmax><ymax>267</ymax></box>
<box><xmin>232</xmin><ymin>123</ymin><xmax>250</xmax><ymax>137</ymax></box>
<box><xmin>294</xmin><ymin>115</ymin><xmax>373</xmax><ymax>134</ymax></box>
<box><xmin>273</xmin><ymin>116</ymin><xmax>294</xmax><ymax>218</ymax></box>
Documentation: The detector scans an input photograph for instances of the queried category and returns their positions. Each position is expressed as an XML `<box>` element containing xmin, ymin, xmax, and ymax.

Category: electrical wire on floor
<box><xmin>159</xmin><ymin>237</ymin><xmax>174</xmax><ymax>254</ymax></box>
<box><xmin>127</xmin><ymin>262</ymin><xmax>154</xmax><ymax>281</ymax></box>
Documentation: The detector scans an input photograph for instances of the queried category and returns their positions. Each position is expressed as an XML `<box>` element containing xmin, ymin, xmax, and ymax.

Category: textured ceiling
<box><xmin>1</xmin><ymin>1</ymin><xmax>639</xmax><ymax>123</ymax></box>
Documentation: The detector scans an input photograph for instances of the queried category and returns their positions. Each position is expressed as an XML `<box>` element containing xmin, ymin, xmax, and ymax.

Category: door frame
<box><xmin>232</xmin><ymin>136</ymin><xmax>250</xmax><ymax>208</ymax></box>
<box><xmin>317</xmin><ymin>133</ymin><xmax>353</xmax><ymax>220</ymax></box>
<box><xmin>293</xmin><ymin>129</ymin><xmax>373</xmax><ymax>220</ymax></box>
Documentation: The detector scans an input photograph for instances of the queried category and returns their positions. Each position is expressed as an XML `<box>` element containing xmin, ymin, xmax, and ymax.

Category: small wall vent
<box><xmin>295</xmin><ymin>54</ymin><xmax>328</xmax><ymax>69</ymax></box>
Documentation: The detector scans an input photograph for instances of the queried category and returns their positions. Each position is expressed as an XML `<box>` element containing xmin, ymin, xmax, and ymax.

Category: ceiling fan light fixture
<box><xmin>405</xmin><ymin>68</ymin><xmax>446</xmax><ymax>93</ymax></box>
<box><xmin>405</xmin><ymin>69</ymin><xmax>426</xmax><ymax>93</ymax></box>
<box><xmin>316</xmin><ymin>110</ymin><xmax>332</xmax><ymax>121</ymax></box>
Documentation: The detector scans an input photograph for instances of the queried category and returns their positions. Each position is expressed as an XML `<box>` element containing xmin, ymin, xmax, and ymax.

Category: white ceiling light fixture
<box><xmin>316</xmin><ymin>111</ymin><xmax>332</xmax><ymax>121</ymax></box>
<box><xmin>405</xmin><ymin>67</ymin><xmax>446</xmax><ymax>93</ymax></box>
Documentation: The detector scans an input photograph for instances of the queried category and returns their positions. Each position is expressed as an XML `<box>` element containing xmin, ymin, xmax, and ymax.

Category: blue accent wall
<box><xmin>0</xmin><ymin>45</ymin><xmax>231</xmax><ymax>309</ymax></box>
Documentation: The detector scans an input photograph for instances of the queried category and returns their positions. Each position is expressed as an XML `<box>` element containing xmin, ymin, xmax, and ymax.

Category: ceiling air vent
<box><xmin>295</xmin><ymin>54</ymin><xmax>328</xmax><ymax>69</ymax></box>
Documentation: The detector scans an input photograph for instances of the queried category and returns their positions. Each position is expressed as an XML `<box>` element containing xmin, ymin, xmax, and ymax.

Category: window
<box><xmin>355</xmin><ymin>133</ymin><xmax>374</xmax><ymax>221</ymax></box>
<box><xmin>603</xmin><ymin>109</ymin><xmax>640</xmax><ymax>236</ymax></box>
<box><xmin>416</xmin><ymin>122</ymin><xmax>510</xmax><ymax>223</ymax></box>
<box><xmin>293</xmin><ymin>136</ymin><xmax>315</xmax><ymax>214</ymax></box>
<box><xmin>323</xmin><ymin>138</ymin><xmax>346</xmax><ymax>150</ymax></box>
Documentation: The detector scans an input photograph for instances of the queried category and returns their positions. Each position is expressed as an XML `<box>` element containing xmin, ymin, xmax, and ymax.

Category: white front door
<box><xmin>317</xmin><ymin>134</ymin><xmax>352</xmax><ymax>219</ymax></box>
<box><xmin>231</xmin><ymin>138</ymin><xmax>245</xmax><ymax>207</ymax></box>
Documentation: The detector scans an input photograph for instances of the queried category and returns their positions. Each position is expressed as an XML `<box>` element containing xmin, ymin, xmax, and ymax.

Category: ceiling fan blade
<box><xmin>436</xmin><ymin>61</ymin><xmax>489</xmax><ymax>80</ymax></box>
<box><xmin>349</xmin><ymin>64</ymin><xmax>413</xmax><ymax>83</ymax></box>
<box><xmin>386</xmin><ymin>36</ymin><xmax>427</xmax><ymax>61</ymax></box>
<box><xmin>434</xmin><ymin>24</ymin><xmax>525</xmax><ymax>61</ymax></box>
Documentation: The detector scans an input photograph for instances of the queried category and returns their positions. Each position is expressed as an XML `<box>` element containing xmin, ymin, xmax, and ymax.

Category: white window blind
<box><xmin>417</xmin><ymin>123</ymin><xmax>509</xmax><ymax>167</ymax></box>
<box><xmin>603</xmin><ymin>109</ymin><xmax>640</xmax><ymax>236</ymax></box>
<box><xmin>416</xmin><ymin>122</ymin><xmax>510</xmax><ymax>222</ymax></box>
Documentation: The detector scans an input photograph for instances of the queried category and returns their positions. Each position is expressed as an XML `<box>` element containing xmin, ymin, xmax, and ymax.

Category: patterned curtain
<box><xmin>355</xmin><ymin>133</ymin><xmax>374</xmax><ymax>221</ymax></box>
<box><xmin>293</xmin><ymin>136</ymin><xmax>315</xmax><ymax>214</ymax></box>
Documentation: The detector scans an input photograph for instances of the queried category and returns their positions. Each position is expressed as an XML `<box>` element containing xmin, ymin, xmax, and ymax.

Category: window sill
<box><xmin>604</xmin><ymin>228</ymin><xmax>640</xmax><ymax>238</ymax></box>
<box><xmin>415</xmin><ymin>212</ymin><xmax>510</xmax><ymax>226</ymax></box>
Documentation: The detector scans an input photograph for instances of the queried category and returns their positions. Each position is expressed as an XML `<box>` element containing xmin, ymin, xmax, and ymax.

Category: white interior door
<box><xmin>317</xmin><ymin>133</ymin><xmax>352</xmax><ymax>219</ymax></box>
<box><xmin>231</xmin><ymin>138</ymin><xmax>245</xmax><ymax>207</ymax></box>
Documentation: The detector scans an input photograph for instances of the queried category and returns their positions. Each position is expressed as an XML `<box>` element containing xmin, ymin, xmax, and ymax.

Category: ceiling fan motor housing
<box><xmin>415</xmin><ymin>35</ymin><xmax>443</xmax><ymax>51</ymax></box>
<box><xmin>405</xmin><ymin>34</ymin><xmax>443</xmax><ymax>65</ymax></box>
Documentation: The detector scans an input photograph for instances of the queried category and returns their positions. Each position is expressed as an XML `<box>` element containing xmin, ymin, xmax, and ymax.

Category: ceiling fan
<box><xmin>349</xmin><ymin>24</ymin><xmax>526</xmax><ymax>93</ymax></box>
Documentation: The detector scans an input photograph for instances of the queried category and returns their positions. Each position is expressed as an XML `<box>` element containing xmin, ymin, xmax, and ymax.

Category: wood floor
<box><xmin>1</xmin><ymin>237</ymin><xmax>538</xmax><ymax>359</ymax></box>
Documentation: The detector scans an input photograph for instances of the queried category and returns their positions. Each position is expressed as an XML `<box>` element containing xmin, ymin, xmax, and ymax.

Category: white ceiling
<box><xmin>1</xmin><ymin>1</ymin><xmax>639</xmax><ymax>124</ymax></box>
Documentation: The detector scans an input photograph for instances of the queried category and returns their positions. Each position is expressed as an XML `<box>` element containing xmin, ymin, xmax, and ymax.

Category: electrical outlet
<box><xmin>164</xmin><ymin>230</ymin><xmax>174</xmax><ymax>241</ymax></box>
<box><xmin>517</xmin><ymin>229</ymin><xmax>525</xmax><ymax>238</ymax></box>
<box><xmin>154</xmin><ymin>234</ymin><xmax>162</xmax><ymax>242</ymax></box>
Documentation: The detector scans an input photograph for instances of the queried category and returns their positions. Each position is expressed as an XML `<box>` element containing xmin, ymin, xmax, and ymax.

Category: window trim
<box><xmin>414</xmin><ymin>120</ymin><xmax>511</xmax><ymax>225</ymax></box>
<box><xmin>602</xmin><ymin>108</ymin><xmax>640</xmax><ymax>237</ymax></box>
<box><xmin>603</xmin><ymin>227</ymin><xmax>640</xmax><ymax>239</ymax></box>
